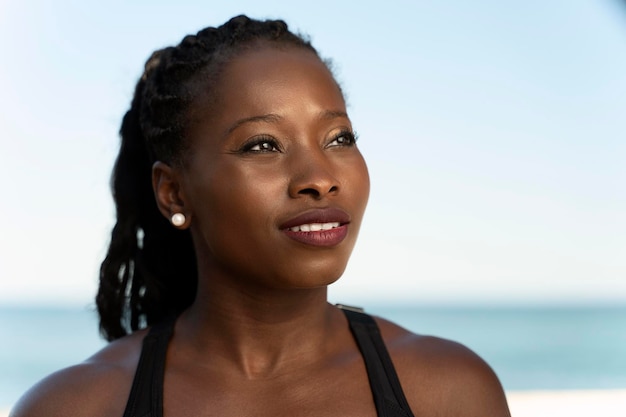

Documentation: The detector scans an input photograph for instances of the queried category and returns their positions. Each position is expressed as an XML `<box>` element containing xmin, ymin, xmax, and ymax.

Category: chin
<box><xmin>285</xmin><ymin>262</ymin><xmax>347</xmax><ymax>290</ymax></box>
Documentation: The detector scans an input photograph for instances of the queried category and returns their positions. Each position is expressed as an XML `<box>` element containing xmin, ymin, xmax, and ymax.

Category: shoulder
<box><xmin>10</xmin><ymin>330</ymin><xmax>147</xmax><ymax>417</ymax></box>
<box><xmin>374</xmin><ymin>316</ymin><xmax>511</xmax><ymax>417</ymax></box>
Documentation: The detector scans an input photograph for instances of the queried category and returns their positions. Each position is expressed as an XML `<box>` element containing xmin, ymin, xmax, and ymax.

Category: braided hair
<box><xmin>97</xmin><ymin>15</ymin><xmax>319</xmax><ymax>341</ymax></box>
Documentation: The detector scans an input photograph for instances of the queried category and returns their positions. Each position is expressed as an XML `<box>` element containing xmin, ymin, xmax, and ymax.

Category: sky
<box><xmin>0</xmin><ymin>0</ymin><xmax>625</xmax><ymax>307</ymax></box>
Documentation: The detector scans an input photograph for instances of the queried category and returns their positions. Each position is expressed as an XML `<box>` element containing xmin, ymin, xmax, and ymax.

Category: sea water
<box><xmin>369</xmin><ymin>305</ymin><xmax>626</xmax><ymax>391</ymax></box>
<box><xmin>1</xmin><ymin>305</ymin><xmax>625</xmax><ymax>409</ymax></box>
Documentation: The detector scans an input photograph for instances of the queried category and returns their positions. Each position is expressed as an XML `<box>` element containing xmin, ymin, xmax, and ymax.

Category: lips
<box><xmin>280</xmin><ymin>207</ymin><xmax>350</xmax><ymax>247</ymax></box>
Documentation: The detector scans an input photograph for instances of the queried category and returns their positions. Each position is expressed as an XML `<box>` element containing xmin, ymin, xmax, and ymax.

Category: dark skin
<box><xmin>11</xmin><ymin>47</ymin><xmax>510</xmax><ymax>417</ymax></box>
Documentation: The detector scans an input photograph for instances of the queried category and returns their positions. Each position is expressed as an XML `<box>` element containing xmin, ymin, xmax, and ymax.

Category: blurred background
<box><xmin>1</xmin><ymin>0</ymin><xmax>625</xmax><ymax>409</ymax></box>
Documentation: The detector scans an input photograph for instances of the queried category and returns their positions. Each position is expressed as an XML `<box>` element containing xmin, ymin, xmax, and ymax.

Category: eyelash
<box><xmin>327</xmin><ymin>130</ymin><xmax>358</xmax><ymax>148</ymax></box>
<box><xmin>238</xmin><ymin>130</ymin><xmax>358</xmax><ymax>154</ymax></box>
<box><xmin>239</xmin><ymin>135</ymin><xmax>281</xmax><ymax>153</ymax></box>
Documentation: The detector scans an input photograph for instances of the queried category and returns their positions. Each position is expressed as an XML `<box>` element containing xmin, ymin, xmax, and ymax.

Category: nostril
<box><xmin>297</xmin><ymin>184</ymin><xmax>338</xmax><ymax>198</ymax></box>
<box><xmin>298</xmin><ymin>187</ymin><xmax>321</xmax><ymax>197</ymax></box>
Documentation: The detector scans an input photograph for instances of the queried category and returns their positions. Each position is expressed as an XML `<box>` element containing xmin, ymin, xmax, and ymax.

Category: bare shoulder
<box><xmin>10</xmin><ymin>330</ymin><xmax>146</xmax><ymax>417</ymax></box>
<box><xmin>375</xmin><ymin>316</ymin><xmax>511</xmax><ymax>417</ymax></box>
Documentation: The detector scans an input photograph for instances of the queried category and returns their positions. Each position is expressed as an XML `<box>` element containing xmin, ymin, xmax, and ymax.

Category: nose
<box><xmin>287</xmin><ymin>149</ymin><xmax>340</xmax><ymax>199</ymax></box>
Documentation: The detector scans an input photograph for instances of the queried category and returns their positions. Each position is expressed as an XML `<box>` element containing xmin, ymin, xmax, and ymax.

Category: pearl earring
<box><xmin>171</xmin><ymin>213</ymin><xmax>186</xmax><ymax>227</ymax></box>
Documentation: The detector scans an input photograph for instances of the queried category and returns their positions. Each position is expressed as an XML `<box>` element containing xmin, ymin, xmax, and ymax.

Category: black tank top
<box><xmin>122</xmin><ymin>307</ymin><xmax>415</xmax><ymax>417</ymax></box>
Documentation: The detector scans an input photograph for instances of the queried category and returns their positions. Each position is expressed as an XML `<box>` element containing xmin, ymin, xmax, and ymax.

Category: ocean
<box><xmin>1</xmin><ymin>304</ymin><xmax>625</xmax><ymax>409</ymax></box>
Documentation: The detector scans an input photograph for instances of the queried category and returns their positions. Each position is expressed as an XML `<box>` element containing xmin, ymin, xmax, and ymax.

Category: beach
<box><xmin>506</xmin><ymin>389</ymin><xmax>626</xmax><ymax>416</ymax></box>
<box><xmin>3</xmin><ymin>389</ymin><xmax>625</xmax><ymax>416</ymax></box>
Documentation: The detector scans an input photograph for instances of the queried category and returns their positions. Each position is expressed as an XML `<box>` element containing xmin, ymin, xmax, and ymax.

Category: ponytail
<box><xmin>96</xmin><ymin>79</ymin><xmax>196</xmax><ymax>341</ymax></box>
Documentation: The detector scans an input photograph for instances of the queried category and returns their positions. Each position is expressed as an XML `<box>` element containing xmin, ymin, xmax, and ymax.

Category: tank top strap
<box><xmin>339</xmin><ymin>305</ymin><xmax>415</xmax><ymax>417</ymax></box>
<box><xmin>122</xmin><ymin>316</ymin><xmax>175</xmax><ymax>417</ymax></box>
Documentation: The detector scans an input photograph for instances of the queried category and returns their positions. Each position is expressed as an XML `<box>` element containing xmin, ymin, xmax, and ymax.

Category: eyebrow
<box><xmin>226</xmin><ymin>114</ymin><xmax>283</xmax><ymax>135</ymax></box>
<box><xmin>225</xmin><ymin>110</ymin><xmax>349</xmax><ymax>135</ymax></box>
<box><xmin>318</xmin><ymin>109</ymin><xmax>349</xmax><ymax>121</ymax></box>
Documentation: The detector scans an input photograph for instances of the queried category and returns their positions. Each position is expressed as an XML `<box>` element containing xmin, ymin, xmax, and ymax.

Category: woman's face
<box><xmin>179</xmin><ymin>46</ymin><xmax>369</xmax><ymax>291</ymax></box>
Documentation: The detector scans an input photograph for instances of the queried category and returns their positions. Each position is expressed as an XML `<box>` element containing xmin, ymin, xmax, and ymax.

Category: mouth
<box><xmin>280</xmin><ymin>208</ymin><xmax>350</xmax><ymax>247</ymax></box>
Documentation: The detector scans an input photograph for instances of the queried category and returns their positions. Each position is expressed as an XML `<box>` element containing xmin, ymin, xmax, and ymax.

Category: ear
<box><xmin>152</xmin><ymin>161</ymin><xmax>190</xmax><ymax>229</ymax></box>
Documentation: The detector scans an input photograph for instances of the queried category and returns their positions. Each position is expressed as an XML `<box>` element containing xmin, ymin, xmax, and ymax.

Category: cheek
<box><xmin>188</xmin><ymin>162</ymin><xmax>285</xmax><ymax>252</ymax></box>
<box><xmin>345</xmin><ymin>153</ymin><xmax>371</xmax><ymax>214</ymax></box>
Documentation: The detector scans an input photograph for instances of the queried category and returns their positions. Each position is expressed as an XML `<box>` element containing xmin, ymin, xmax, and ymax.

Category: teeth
<box><xmin>320</xmin><ymin>222</ymin><xmax>339</xmax><ymax>231</ymax></box>
<box><xmin>289</xmin><ymin>222</ymin><xmax>340</xmax><ymax>232</ymax></box>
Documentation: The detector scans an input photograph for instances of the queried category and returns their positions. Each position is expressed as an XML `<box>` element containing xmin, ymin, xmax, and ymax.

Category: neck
<box><xmin>175</xmin><ymin>271</ymin><xmax>341</xmax><ymax>379</ymax></box>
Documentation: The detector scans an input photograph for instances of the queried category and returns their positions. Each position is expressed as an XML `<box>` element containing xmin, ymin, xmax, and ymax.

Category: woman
<box><xmin>11</xmin><ymin>15</ymin><xmax>510</xmax><ymax>417</ymax></box>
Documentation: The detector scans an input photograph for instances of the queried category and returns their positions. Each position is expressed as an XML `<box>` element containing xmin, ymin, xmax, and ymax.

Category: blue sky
<box><xmin>0</xmin><ymin>0</ymin><xmax>624</xmax><ymax>306</ymax></box>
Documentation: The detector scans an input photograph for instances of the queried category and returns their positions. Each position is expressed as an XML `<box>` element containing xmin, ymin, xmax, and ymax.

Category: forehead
<box><xmin>192</xmin><ymin>47</ymin><xmax>345</xmax><ymax>131</ymax></box>
<box><xmin>219</xmin><ymin>45</ymin><xmax>340</xmax><ymax>94</ymax></box>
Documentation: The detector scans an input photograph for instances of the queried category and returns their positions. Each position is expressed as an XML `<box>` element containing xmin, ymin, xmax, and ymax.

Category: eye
<box><xmin>240</xmin><ymin>136</ymin><xmax>281</xmax><ymax>153</ymax></box>
<box><xmin>327</xmin><ymin>130</ymin><xmax>358</xmax><ymax>148</ymax></box>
